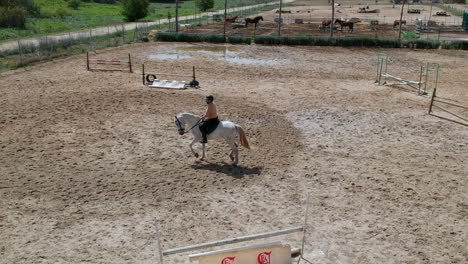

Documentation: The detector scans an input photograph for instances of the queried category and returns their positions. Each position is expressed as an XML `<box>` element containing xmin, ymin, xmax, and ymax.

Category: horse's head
<box><xmin>334</xmin><ymin>19</ymin><xmax>342</xmax><ymax>24</ymax></box>
<box><xmin>175</xmin><ymin>115</ymin><xmax>186</xmax><ymax>135</ymax></box>
<box><xmin>259</xmin><ymin>16</ymin><xmax>264</xmax><ymax>21</ymax></box>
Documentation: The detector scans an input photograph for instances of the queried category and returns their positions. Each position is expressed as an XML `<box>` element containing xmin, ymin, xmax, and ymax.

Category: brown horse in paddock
<box><xmin>245</xmin><ymin>16</ymin><xmax>263</xmax><ymax>28</ymax></box>
<box><xmin>322</xmin><ymin>20</ymin><xmax>332</xmax><ymax>26</ymax></box>
<box><xmin>225</xmin><ymin>16</ymin><xmax>238</xmax><ymax>23</ymax></box>
<box><xmin>276</xmin><ymin>10</ymin><xmax>292</xmax><ymax>14</ymax></box>
<box><xmin>335</xmin><ymin>19</ymin><xmax>354</xmax><ymax>32</ymax></box>
<box><xmin>393</xmin><ymin>20</ymin><xmax>406</xmax><ymax>28</ymax></box>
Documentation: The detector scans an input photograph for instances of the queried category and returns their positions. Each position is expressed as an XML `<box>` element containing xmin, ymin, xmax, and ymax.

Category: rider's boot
<box><xmin>201</xmin><ymin>133</ymin><xmax>207</xmax><ymax>144</ymax></box>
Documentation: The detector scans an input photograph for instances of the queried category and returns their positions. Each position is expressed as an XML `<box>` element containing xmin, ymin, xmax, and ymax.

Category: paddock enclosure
<box><xmin>184</xmin><ymin>1</ymin><xmax>466</xmax><ymax>40</ymax></box>
<box><xmin>1</xmin><ymin>42</ymin><xmax>467</xmax><ymax>263</ymax></box>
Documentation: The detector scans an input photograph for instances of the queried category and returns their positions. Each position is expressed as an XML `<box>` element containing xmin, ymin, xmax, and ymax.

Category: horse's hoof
<box><xmin>194</xmin><ymin>153</ymin><xmax>199</xmax><ymax>158</ymax></box>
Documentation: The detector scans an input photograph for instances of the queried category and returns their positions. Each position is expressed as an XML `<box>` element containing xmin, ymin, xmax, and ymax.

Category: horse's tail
<box><xmin>236</xmin><ymin>125</ymin><xmax>250</xmax><ymax>149</ymax></box>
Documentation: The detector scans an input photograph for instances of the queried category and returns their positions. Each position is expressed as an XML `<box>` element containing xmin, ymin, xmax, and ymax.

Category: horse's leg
<box><xmin>227</xmin><ymin>138</ymin><xmax>238</xmax><ymax>165</ymax></box>
<box><xmin>190</xmin><ymin>138</ymin><xmax>199</xmax><ymax>158</ymax></box>
<box><xmin>201</xmin><ymin>143</ymin><xmax>206</xmax><ymax>161</ymax></box>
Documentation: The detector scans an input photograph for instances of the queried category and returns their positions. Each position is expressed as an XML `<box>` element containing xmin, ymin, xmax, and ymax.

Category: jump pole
<box><xmin>162</xmin><ymin>226</ymin><xmax>304</xmax><ymax>256</ymax></box>
<box><xmin>429</xmin><ymin>85</ymin><xmax>467</xmax><ymax>126</ymax></box>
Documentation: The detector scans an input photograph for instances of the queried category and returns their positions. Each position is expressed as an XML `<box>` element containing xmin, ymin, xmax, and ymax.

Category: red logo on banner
<box><xmin>221</xmin><ymin>256</ymin><xmax>236</xmax><ymax>264</ymax></box>
<box><xmin>257</xmin><ymin>251</ymin><xmax>272</xmax><ymax>264</ymax></box>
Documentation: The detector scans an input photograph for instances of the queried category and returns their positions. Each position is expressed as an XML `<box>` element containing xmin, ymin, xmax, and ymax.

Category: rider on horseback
<box><xmin>200</xmin><ymin>95</ymin><xmax>219</xmax><ymax>144</ymax></box>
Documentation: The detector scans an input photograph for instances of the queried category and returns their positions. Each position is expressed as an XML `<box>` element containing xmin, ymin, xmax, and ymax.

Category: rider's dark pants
<box><xmin>199</xmin><ymin>117</ymin><xmax>219</xmax><ymax>143</ymax></box>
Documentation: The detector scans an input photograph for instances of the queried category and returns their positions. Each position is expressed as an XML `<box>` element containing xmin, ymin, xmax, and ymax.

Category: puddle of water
<box><xmin>225</xmin><ymin>57</ymin><xmax>282</xmax><ymax>65</ymax></box>
<box><xmin>148</xmin><ymin>54</ymin><xmax>192</xmax><ymax>60</ymax></box>
<box><xmin>149</xmin><ymin>46</ymin><xmax>285</xmax><ymax>66</ymax></box>
<box><xmin>177</xmin><ymin>45</ymin><xmax>241</xmax><ymax>53</ymax></box>
<box><xmin>178</xmin><ymin>45</ymin><xmax>281</xmax><ymax>65</ymax></box>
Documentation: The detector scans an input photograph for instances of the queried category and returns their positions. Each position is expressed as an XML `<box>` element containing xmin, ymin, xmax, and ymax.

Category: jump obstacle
<box><xmin>142</xmin><ymin>64</ymin><xmax>198</xmax><ymax>90</ymax></box>
<box><xmin>429</xmin><ymin>88</ymin><xmax>468</xmax><ymax>127</ymax></box>
<box><xmin>376</xmin><ymin>53</ymin><xmax>440</xmax><ymax>96</ymax></box>
<box><xmin>154</xmin><ymin>193</ymin><xmax>313</xmax><ymax>264</ymax></box>
<box><xmin>86</xmin><ymin>52</ymin><xmax>133</xmax><ymax>73</ymax></box>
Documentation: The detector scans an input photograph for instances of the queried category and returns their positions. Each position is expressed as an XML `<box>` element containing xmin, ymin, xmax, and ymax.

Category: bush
<box><xmin>195</xmin><ymin>0</ymin><xmax>214</xmax><ymax>12</ymax></box>
<box><xmin>155</xmin><ymin>32</ymin><xmax>225</xmax><ymax>43</ymax></box>
<box><xmin>121</xmin><ymin>0</ymin><xmax>149</xmax><ymax>22</ymax></box>
<box><xmin>0</xmin><ymin>0</ymin><xmax>40</xmax><ymax>17</ymax></box>
<box><xmin>442</xmin><ymin>40</ymin><xmax>468</xmax><ymax>50</ymax></box>
<box><xmin>68</xmin><ymin>0</ymin><xmax>81</xmax><ymax>10</ymax></box>
<box><xmin>377</xmin><ymin>38</ymin><xmax>401</xmax><ymax>48</ymax></box>
<box><xmin>55</xmin><ymin>7</ymin><xmax>70</xmax><ymax>18</ymax></box>
<box><xmin>254</xmin><ymin>35</ymin><xmax>401</xmax><ymax>48</ymax></box>
<box><xmin>404</xmin><ymin>39</ymin><xmax>441</xmax><ymax>49</ymax></box>
<box><xmin>227</xmin><ymin>35</ymin><xmax>252</xmax><ymax>44</ymax></box>
<box><xmin>0</xmin><ymin>7</ymin><xmax>28</xmax><ymax>28</ymax></box>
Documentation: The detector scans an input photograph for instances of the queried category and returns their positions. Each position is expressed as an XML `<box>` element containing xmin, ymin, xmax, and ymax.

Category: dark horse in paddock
<box><xmin>322</xmin><ymin>20</ymin><xmax>332</xmax><ymax>26</ymax></box>
<box><xmin>225</xmin><ymin>16</ymin><xmax>238</xmax><ymax>23</ymax></box>
<box><xmin>335</xmin><ymin>19</ymin><xmax>354</xmax><ymax>32</ymax></box>
<box><xmin>245</xmin><ymin>16</ymin><xmax>263</xmax><ymax>28</ymax></box>
<box><xmin>393</xmin><ymin>20</ymin><xmax>406</xmax><ymax>28</ymax></box>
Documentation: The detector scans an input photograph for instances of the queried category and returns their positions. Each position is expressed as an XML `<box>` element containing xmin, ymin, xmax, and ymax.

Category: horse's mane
<box><xmin>178</xmin><ymin>112</ymin><xmax>199</xmax><ymax>118</ymax></box>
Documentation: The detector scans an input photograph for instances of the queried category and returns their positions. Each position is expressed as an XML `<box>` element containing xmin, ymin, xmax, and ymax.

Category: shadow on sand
<box><xmin>191</xmin><ymin>162</ymin><xmax>262</xmax><ymax>178</ymax></box>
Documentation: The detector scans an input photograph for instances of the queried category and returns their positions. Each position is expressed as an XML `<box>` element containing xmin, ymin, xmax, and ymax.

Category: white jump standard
<box><xmin>376</xmin><ymin>53</ymin><xmax>440</xmax><ymax>95</ymax></box>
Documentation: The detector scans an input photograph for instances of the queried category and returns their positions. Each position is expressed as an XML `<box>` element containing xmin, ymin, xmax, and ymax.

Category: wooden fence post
<box><xmin>128</xmin><ymin>54</ymin><xmax>133</xmax><ymax>73</ymax></box>
<box><xmin>86</xmin><ymin>52</ymin><xmax>90</xmax><ymax>71</ymax></box>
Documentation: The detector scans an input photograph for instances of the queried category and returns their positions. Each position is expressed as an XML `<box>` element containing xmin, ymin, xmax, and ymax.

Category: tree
<box><xmin>195</xmin><ymin>0</ymin><xmax>214</xmax><ymax>12</ymax></box>
<box><xmin>0</xmin><ymin>0</ymin><xmax>40</xmax><ymax>28</ymax></box>
<box><xmin>0</xmin><ymin>0</ymin><xmax>40</xmax><ymax>16</ymax></box>
<box><xmin>121</xmin><ymin>0</ymin><xmax>149</xmax><ymax>22</ymax></box>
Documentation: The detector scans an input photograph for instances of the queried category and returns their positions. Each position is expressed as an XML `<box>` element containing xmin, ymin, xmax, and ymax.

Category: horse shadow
<box><xmin>190</xmin><ymin>162</ymin><xmax>262</xmax><ymax>178</ymax></box>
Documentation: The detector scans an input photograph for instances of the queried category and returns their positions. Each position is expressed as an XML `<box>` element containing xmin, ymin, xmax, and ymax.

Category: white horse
<box><xmin>175</xmin><ymin>113</ymin><xmax>250</xmax><ymax>165</ymax></box>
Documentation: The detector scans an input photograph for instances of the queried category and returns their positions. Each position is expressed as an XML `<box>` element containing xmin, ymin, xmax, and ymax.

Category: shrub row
<box><xmin>253</xmin><ymin>35</ymin><xmax>403</xmax><ymax>48</ymax></box>
<box><xmin>442</xmin><ymin>40</ymin><xmax>468</xmax><ymax>50</ymax></box>
<box><xmin>403</xmin><ymin>39</ymin><xmax>441</xmax><ymax>49</ymax></box>
<box><xmin>156</xmin><ymin>32</ymin><xmax>253</xmax><ymax>44</ymax></box>
<box><xmin>156</xmin><ymin>33</ymin><xmax>401</xmax><ymax>48</ymax></box>
<box><xmin>155</xmin><ymin>32</ymin><xmax>468</xmax><ymax>50</ymax></box>
<box><xmin>156</xmin><ymin>32</ymin><xmax>226</xmax><ymax>43</ymax></box>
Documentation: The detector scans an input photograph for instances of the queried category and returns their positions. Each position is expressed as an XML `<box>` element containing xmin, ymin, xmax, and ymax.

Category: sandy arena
<box><xmin>1</xmin><ymin>42</ymin><xmax>467</xmax><ymax>263</ymax></box>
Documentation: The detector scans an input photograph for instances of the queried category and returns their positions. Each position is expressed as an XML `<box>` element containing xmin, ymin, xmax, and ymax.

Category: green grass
<box><xmin>402</xmin><ymin>30</ymin><xmax>419</xmax><ymax>40</ymax></box>
<box><xmin>0</xmin><ymin>0</ymin><xmax>276</xmax><ymax>42</ymax></box>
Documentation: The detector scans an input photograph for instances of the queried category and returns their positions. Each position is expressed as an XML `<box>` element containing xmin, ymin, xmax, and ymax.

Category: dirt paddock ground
<box><xmin>1</xmin><ymin>42</ymin><xmax>467</xmax><ymax>263</ymax></box>
<box><xmin>185</xmin><ymin>3</ymin><xmax>465</xmax><ymax>39</ymax></box>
